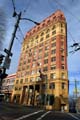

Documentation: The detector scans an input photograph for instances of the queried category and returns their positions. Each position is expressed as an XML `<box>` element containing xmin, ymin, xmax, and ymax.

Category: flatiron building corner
<box><xmin>11</xmin><ymin>10</ymin><xmax>69</xmax><ymax>112</ymax></box>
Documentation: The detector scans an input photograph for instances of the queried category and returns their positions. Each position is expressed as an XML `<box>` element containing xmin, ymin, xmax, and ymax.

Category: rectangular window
<box><xmin>50</xmin><ymin>73</ymin><xmax>56</xmax><ymax>79</ymax></box>
<box><xmin>60</xmin><ymin>48</ymin><xmax>64</xmax><ymax>53</ymax></box>
<box><xmin>22</xmin><ymin>67</ymin><xmax>25</xmax><ymax>70</ymax></box>
<box><xmin>42</xmin><ymin>84</ymin><xmax>46</xmax><ymax>90</ymax></box>
<box><xmin>15</xmin><ymin>87</ymin><xmax>18</xmax><ymax>91</ymax></box>
<box><xmin>40</xmin><ymin>37</ymin><xmax>44</xmax><ymax>42</ymax></box>
<box><xmin>51</xmin><ymin>57</ymin><xmax>56</xmax><ymax>62</ymax></box>
<box><xmin>51</xmin><ymin>42</ymin><xmax>56</xmax><ymax>47</ymax></box>
<box><xmin>39</xmin><ymin>43</ymin><xmax>43</xmax><ymax>47</ymax></box>
<box><xmin>30</xmin><ymin>77</ymin><xmax>35</xmax><ymax>82</ymax></box>
<box><xmin>23</xmin><ymin>61</ymin><xmax>26</xmax><ymax>64</ymax></box>
<box><xmin>26</xmin><ymin>71</ymin><xmax>30</xmax><ymax>75</ymax></box>
<box><xmin>44</xmin><ymin>52</ymin><xmax>48</xmax><ymax>57</ymax></box>
<box><xmin>43</xmin><ymin>66</ymin><xmax>48</xmax><ymax>72</ymax></box>
<box><xmin>45</xmin><ymin>46</ymin><xmax>49</xmax><ymax>50</ymax></box>
<box><xmin>46</xmin><ymin>34</ymin><xmax>50</xmax><ymax>38</ymax></box>
<box><xmin>31</xmin><ymin>70</ymin><xmax>36</xmax><ymax>75</ymax></box>
<box><xmin>61</xmin><ymin>56</ymin><xmax>64</xmax><ymax>61</ymax></box>
<box><xmin>51</xmin><ymin>65</ymin><xmax>56</xmax><ymax>70</ymax></box>
<box><xmin>20</xmin><ymin>79</ymin><xmax>23</xmax><ymax>84</ymax></box>
<box><xmin>44</xmin><ymin>74</ymin><xmax>48</xmax><ymax>80</ymax></box>
<box><xmin>44</xmin><ymin>59</ymin><xmax>48</xmax><ymax>64</ymax></box>
<box><xmin>46</xmin><ymin>29</ymin><xmax>50</xmax><ymax>33</ymax></box>
<box><xmin>41</xmin><ymin>32</ymin><xmax>44</xmax><ymax>36</ymax></box>
<box><xmin>16</xmin><ymin>80</ymin><xmax>19</xmax><ymax>84</ymax></box>
<box><xmin>36</xmin><ymin>35</ymin><xmax>39</xmax><ymax>39</ymax></box>
<box><xmin>28</xmin><ymin>59</ymin><xmax>30</xmax><ymax>63</ymax></box>
<box><xmin>25</xmin><ymin>78</ymin><xmax>28</xmax><ymax>83</ymax></box>
<box><xmin>27</xmin><ymin>65</ymin><xmax>30</xmax><ymax>69</ymax></box>
<box><xmin>19</xmin><ymin>87</ymin><xmax>22</xmax><ymax>91</ymax></box>
<box><xmin>39</xmin><ymin>48</ymin><xmax>43</xmax><ymax>52</ymax></box>
<box><xmin>45</xmin><ymin>40</ymin><xmax>49</xmax><ymax>45</ymax></box>
<box><xmin>52</xmin><ymin>25</ymin><xmax>56</xmax><ymax>30</ymax></box>
<box><xmin>61</xmin><ymin>29</ymin><xmax>63</xmax><ymax>33</ymax></box>
<box><xmin>62</xmin><ymin>83</ymin><xmax>65</xmax><ymax>89</ymax></box>
<box><xmin>32</xmin><ymin>63</ymin><xmax>36</xmax><ymax>67</ymax></box>
<box><xmin>52</xmin><ymin>36</ymin><xmax>56</xmax><ymax>41</ymax></box>
<box><xmin>61</xmin><ymin>41</ymin><xmax>64</xmax><ymax>46</ymax></box>
<box><xmin>61</xmin><ymin>64</ymin><xmax>65</xmax><ymax>69</ymax></box>
<box><xmin>51</xmin><ymin>49</ymin><xmax>56</xmax><ymax>54</ymax></box>
<box><xmin>61</xmin><ymin>23</ymin><xmax>64</xmax><ymax>27</ymax></box>
<box><xmin>49</xmin><ymin>83</ymin><xmax>55</xmax><ymax>89</ymax></box>
<box><xmin>38</xmin><ymin>54</ymin><xmax>42</xmax><ymax>59</ymax></box>
<box><xmin>52</xmin><ymin>30</ymin><xmax>56</xmax><ymax>35</ymax></box>
<box><xmin>61</xmin><ymin>73</ymin><xmax>65</xmax><ymax>79</ymax></box>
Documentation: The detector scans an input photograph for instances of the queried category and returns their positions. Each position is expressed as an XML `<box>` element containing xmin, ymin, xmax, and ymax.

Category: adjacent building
<box><xmin>2</xmin><ymin>73</ymin><xmax>16</xmax><ymax>102</ymax></box>
<box><xmin>12</xmin><ymin>10</ymin><xmax>69</xmax><ymax>111</ymax></box>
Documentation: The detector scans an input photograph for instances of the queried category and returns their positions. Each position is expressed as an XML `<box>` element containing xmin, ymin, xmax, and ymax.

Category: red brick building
<box><xmin>12</xmin><ymin>10</ymin><xmax>69</xmax><ymax>111</ymax></box>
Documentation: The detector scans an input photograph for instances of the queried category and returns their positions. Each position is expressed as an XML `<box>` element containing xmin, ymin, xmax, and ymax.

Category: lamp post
<box><xmin>3</xmin><ymin>10</ymin><xmax>39</xmax><ymax>71</ymax></box>
<box><xmin>0</xmin><ymin>11</ymin><xmax>40</xmax><ymax>92</ymax></box>
<box><xmin>3</xmin><ymin>12</ymin><xmax>40</xmax><ymax>71</ymax></box>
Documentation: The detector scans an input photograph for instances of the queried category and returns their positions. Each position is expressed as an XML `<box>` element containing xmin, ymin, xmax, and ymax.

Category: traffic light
<box><xmin>0</xmin><ymin>69</ymin><xmax>2</xmax><ymax>74</ymax></box>
<box><xmin>0</xmin><ymin>69</ymin><xmax>8</xmax><ymax>79</ymax></box>
<box><xmin>0</xmin><ymin>73</ymin><xmax>8</xmax><ymax>79</ymax></box>
<box><xmin>0</xmin><ymin>54</ymin><xmax>4</xmax><ymax>65</ymax></box>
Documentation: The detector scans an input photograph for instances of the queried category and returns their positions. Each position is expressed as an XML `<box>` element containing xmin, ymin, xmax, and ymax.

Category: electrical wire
<box><xmin>50</xmin><ymin>0</ymin><xmax>80</xmax><ymax>52</ymax></box>
<box><xmin>53</xmin><ymin>0</ymin><xmax>80</xmax><ymax>22</ymax></box>
<box><xmin>11</xmin><ymin>0</ymin><xmax>24</xmax><ymax>45</ymax></box>
<box><xmin>68</xmin><ymin>30</ymin><xmax>76</xmax><ymax>43</ymax></box>
<box><xmin>12</xmin><ymin>0</ymin><xmax>16</xmax><ymax>13</ymax></box>
<box><xmin>22</xmin><ymin>0</ymin><xmax>32</xmax><ymax>15</ymax></box>
<box><xmin>18</xmin><ymin>26</ymin><xmax>25</xmax><ymax>40</ymax></box>
<box><xmin>15</xmin><ymin>36</ymin><xmax>22</xmax><ymax>45</ymax></box>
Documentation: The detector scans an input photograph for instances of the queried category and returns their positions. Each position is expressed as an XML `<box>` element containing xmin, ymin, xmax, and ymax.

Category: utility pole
<box><xmin>74</xmin><ymin>79</ymin><xmax>78</xmax><ymax>113</ymax></box>
<box><xmin>0</xmin><ymin>12</ymin><xmax>21</xmax><ymax>93</ymax></box>
<box><xmin>0</xmin><ymin>0</ymin><xmax>40</xmax><ymax>92</ymax></box>
<box><xmin>3</xmin><ymin>12</ymin><xmax>22</xmax><ymax>70</ymax></box>
<box><xmin>74</xmin><ymin>79</ymin><xmax>78</xmax><ymax>99</ymax></box>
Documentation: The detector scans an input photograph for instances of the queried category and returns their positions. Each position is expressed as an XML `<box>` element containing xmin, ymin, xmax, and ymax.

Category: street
<box><xmin>0</xmin><ymin>102</ymin><xmax>80</xmax><ymax>120</ymax></box>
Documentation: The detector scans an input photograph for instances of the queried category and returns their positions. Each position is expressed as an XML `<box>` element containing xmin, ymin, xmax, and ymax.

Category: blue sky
<box><xmin>0</xmin><ymin>0</ymin><xmax>80</xmax><ymax>95</ymax></box>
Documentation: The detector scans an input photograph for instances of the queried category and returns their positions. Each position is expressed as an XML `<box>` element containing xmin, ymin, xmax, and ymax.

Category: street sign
<box><xmin>4</xmin><ymin>49</ymin><xmax>13</xmax><ymax>56</ymax></box>
<box><xmin>3</xmin><ymin>57</ymin><xmax>11</xmax><ymax>69</ymax></box>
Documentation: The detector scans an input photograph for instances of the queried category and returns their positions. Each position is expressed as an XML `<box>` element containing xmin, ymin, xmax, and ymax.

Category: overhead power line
<box><xmin>12</xmin><ymin>0</ymin><xmax>16</xmax><ymax>12</ymax></box>
<box><xmin>18</xmin><ymin>26</ymin><xmax>25</xmax><ymax>40</ymax></box>
<box><xmin>23</xmin><ymin>0</ymin><xmax>31</xmax><ymax>15</ymax></box>
<box><xmin>54</xmin><ymin>0</ymin><xmax>80</xmax><ymax>22</ymax></box>
<box><xmin>1</xmin><ymin>0</ymin><xmax>39</xmax><ymax>79</ymax></box>
<box><xmin>51</xmin><ymin>0</ymin><xmax>80</xmax><ymax>53</ymax></box>
<box><xmin>68</xmin><ymin>30</ymin><xmax>76</xmax><ymax>43</ymax></box>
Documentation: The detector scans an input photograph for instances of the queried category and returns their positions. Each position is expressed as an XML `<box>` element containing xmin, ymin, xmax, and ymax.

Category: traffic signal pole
<box><xmin>3</xmin><ymin>11</ymin><xmax>39</xmax><ymax>70</ymax></box>
<box><xmin>8</xmin><ymin>12</ymin><xmax>21</xmax><ymax>57</ymax></box>
<box><xmin>0</xmin><ymin>9</ymin><xmax>39</xmax><ymax>92</ymax></box>
<box><xmin>0</xmin><ymin>12</ymin><xmax>22</xmax><ymax>92</ymax></box>
<box><xmin>3</xmin><ymin>12</ymin><xmax>22</xmax><ymax>70</ymax></box>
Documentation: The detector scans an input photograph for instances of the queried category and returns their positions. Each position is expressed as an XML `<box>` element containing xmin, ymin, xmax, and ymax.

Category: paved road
<box><xmin>0</xmin><ymin>102</ymin><xmax>80</xmax><ymax>120</ymax></box>
<box><xmin>13</xmin><ymin>111</ymin><xmax>80</xmax><ymax>120</ymax></box>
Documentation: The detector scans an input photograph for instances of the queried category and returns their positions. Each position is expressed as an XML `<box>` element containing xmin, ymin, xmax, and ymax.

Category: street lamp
<box><xmin>1</xmin><ymin>11</ymin><xmax>40</xmax><ymax>91</ymax></box>
<box><xmin>3</xmin><ymin>12</ymin><xmax>40</xmax><ymax>71</ymax></box>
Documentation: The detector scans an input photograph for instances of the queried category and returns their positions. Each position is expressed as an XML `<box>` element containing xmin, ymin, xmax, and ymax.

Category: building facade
<box><xmin>2</xmin><ymin>73</ymin><xmax>16</xmax><ymax>102</ymax></box>
<box><xmin>12</xmin><ymin>10</ymin><xmax>69</xmax><ymax>111</ymax></box>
